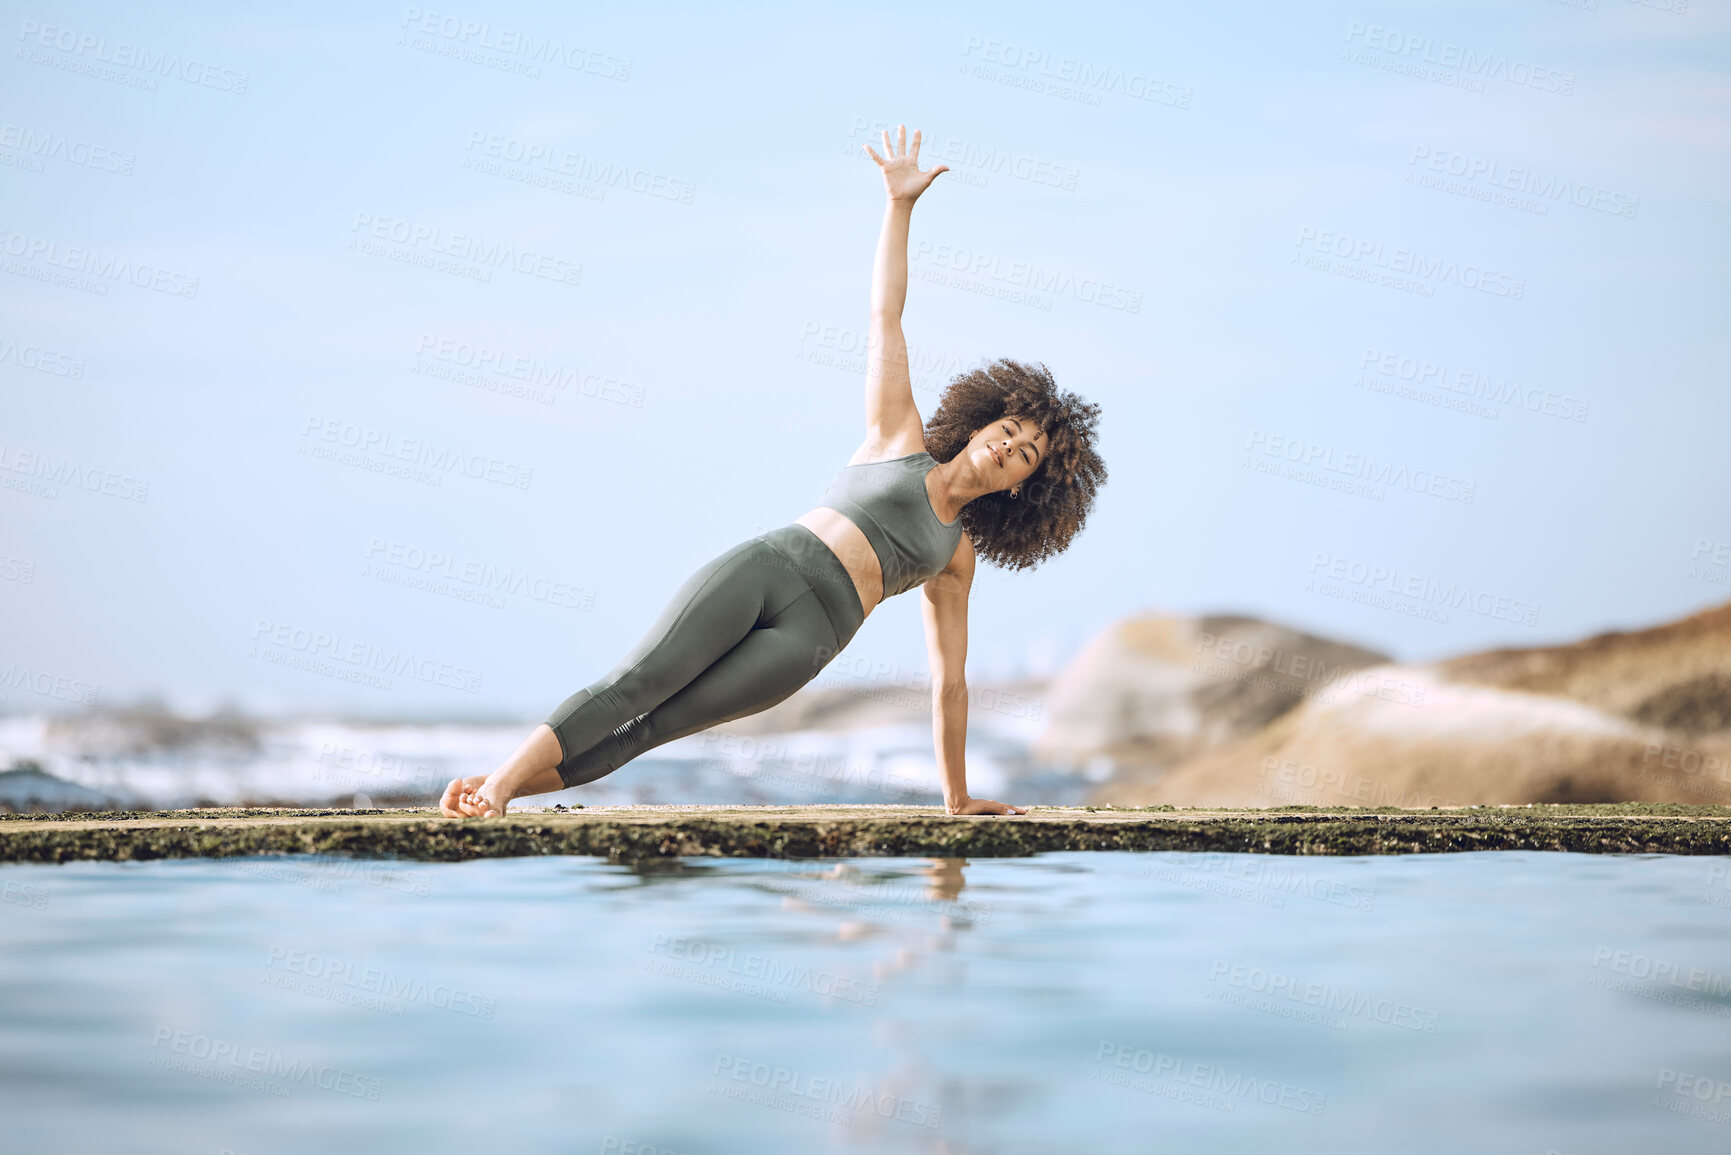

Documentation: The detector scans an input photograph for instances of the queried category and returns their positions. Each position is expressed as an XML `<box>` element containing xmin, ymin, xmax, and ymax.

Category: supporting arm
<box><xmin>919</xmin><ymin>540</ymin><xmax>1026</xmax><ymax>816</ymax></box>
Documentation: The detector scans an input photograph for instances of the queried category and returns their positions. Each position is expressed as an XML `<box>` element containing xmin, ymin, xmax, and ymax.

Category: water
<box><xmin>3</xmin><ymin>850</ymin><xmax>1728</xmax><ymax>1154</ymax></box>
<box><xmin>0</xmin><ymin>708</ymin><xmax>1083</xmax><ymax>811</ymax></box>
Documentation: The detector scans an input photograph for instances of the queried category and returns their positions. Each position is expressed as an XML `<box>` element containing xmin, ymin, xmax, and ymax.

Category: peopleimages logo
<box><xmin>1208</xmin><ymin>961</ymin><xmax>1439</xmax><ymax>1031</ymax></box>
<box><xmin>1407</xmin><ymin>145</ymin><xmax>1638</xmax><ymax>219</ymax></box>
<box><xmin>1308</xmin><ymin>551</ymin><xmax>1540</xmax><ymax>626</ymax></box>
<box><xmin>149</xmin><ymin>1027</ymin><xmax>382</xmax><ymax>1100</ymax></box>
<box><xmin>958</xmin><ymin>35</ymin><xmax>1192</xmax><ymax>109</ymax></box>
<box><xmin>1357</xmin><ymin>348</ymin><xmax>1588</xmax><ymax>422</ymax></box>
<box><xmin>265</xmin><ymin>947</ymin><xmax>495</xmax><ymax>1018</ymax></box>
<box><xmin>0</xmin><ymin>663</ymin><xmax>98</xmax><ymax>706</ymax></box>
<box><xmin>249</xmin><ymin>618</ymin><xmax>483</xmax><ymax>694</ymax></box>
<box><xmin>0</xmin><ymin>226</ymin><xmax>199</xmax><ymax>297</ymax></box>
<box><xmin>0</xmin><ymin>122</ymin><xmax>136</xmax><ymax>175</ymax></box>
<box><xmin>349</xmin><ymin>211</ymin><xmax>582</xmax><ymax>287</ymax></box>
<box><xmin>415</xmin><ymin>334</ymin><xmax>645</xmax><ymax>408</ymax></box>
<box><xmin>1591</xmin><ymin>947</ymin><xmax>1731</xmax><ymax>995</ymax></box>
<box><xmin>1245</xmin><ymin>429</ymin><xmax>1476</xmax><ymax>504</ymax></box>
<box><xmin>649</xmin><ymin>935</ymin><xmax>880</xmax><ymax>1004</ymax></box>
<box><xmin>463</xmin><ymin>130</ymin><xmax>694</xmax><ymax>203</ymax></box>
<box><xmin>0</xmin><ymin>333</ymin><xmax>85</xmax><ymax>378</ymax></box>
<box><xmin>1092</xmin><ymin>1042</ymin><xmax>1327</xmax><ymax>1115</ymax></box>
<box><xmin>1296</xmin><ymin>227</ymin><xmax>1524</xmax><ymax>300</ymax></box>
<box><xmin>300</xmin><ymin>416</ymin><xmax>533</xmax><ymax>489</ymax></box>
<box><xmin>910</xmin><ymin>240</ymin><xmax>1141</xmax><ymax>312</ymax></box>
<box><xmin>398</xmin><ymin>7</ymin><xmax>632</xmax><ymax>81</ymax></box>
<box><xmin>15</xmin><ymin>19</ymin><xmax>251</xmax><ymax>93</ymax></box>
<box><xmin>0</xmin><ymin>440</ymin><xmax>149</xmax><ymax>502</ymax></box>
<box><xmin>1343</xmin><ymin>22</ymin><xmax>1575</xmax><ymax>95</ymax></box>
<box><xmin>1193</xmin><ymin>628</ymin><xmax>1429</xmax><ymax>708</ymax></box>
<box><xmin>710</xmin><ymin>1054</ymin><xmax>943</xmax><ymax>1128</ymax></box>
<box><xmin>364</xmin><ymin>537</ymin><xmax>594</xmax><ymax>611</ymax></box>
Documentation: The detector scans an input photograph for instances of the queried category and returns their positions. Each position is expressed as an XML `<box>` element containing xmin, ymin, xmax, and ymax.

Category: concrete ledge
<box><xmin>2</xmin><ymin>803</ymin><xmax>1728</xmax><ymax>863</ymax></box>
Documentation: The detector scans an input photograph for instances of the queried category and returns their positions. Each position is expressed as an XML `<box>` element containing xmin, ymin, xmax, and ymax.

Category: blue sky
<box><xmin>3</xmin><ymin>0</ymin><xmax>1727</xmax><ymax>719</ymax></box>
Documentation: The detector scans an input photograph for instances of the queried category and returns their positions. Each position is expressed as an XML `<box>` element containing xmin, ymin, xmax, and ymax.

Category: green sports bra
<box><xmin>817</xmin><ymin>451</ymin><xmax>964</xmax><ymax>599</ymax></box>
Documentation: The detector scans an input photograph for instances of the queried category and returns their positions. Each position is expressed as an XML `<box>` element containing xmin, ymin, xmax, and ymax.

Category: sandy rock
<box><xmin>1098</xmin><ymin>601</ymin><xmax>1731</xmax><ymax>807</ymax></box>
<box><xmin>1031</xmin><ymin>613</ymin><xmax>1388</xmax><ymax>775</ymax></box>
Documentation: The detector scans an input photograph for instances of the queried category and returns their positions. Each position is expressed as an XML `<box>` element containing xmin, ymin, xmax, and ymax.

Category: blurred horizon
<box><xmin>4</xmin><ymin>1</ymin><xmax>1728</xmax><ymax>722</ymax></box>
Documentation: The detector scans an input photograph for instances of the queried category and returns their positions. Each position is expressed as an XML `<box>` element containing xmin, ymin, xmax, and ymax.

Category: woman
<box><xmin>439</xmin><ymin>125</ymin><xmax>1106</xmax><ymax>819</ymax></box>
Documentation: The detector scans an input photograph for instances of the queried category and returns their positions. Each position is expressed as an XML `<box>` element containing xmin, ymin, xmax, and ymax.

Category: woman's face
<box><xmin>964</xmin><ymin>415</ymin><xmax>1048</xmax><ymax>492</ymax></box>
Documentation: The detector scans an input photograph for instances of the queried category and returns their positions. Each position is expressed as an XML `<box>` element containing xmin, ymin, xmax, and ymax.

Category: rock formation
<box><xmin>1031</xmin><ymin>613</ymin><xmax>1389</xmax><ymax>777</ymax></box>
<box><xmin>1093</xmin><ymin>601</ymin><xmax>1731</xmax><ymax>807</ymax></box>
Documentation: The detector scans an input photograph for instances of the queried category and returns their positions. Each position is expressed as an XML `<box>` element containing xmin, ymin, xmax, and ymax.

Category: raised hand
<box><xmin>864</xmin><ymin>124</ymin><xmax>949</xmax><ymax>204</ymax></box>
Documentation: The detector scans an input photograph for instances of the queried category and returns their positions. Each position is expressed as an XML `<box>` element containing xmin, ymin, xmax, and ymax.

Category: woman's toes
<box><xmin>439</xmin><ymin>778</ymin><xmax>472</xmax><ymax>817</ymax></box>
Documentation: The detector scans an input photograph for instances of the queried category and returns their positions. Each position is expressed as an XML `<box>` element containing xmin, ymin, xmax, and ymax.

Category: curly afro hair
<box><xmin>922</xmin><ymin>358</ymin><xmax>1106</xmax><ymax>572</ymax></box>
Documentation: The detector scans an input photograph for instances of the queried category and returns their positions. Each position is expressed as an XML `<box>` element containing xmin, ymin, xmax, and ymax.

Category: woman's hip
<box><xmin>751</xmin><ymin>524</ymin><xmax>866</xmax><ymax>654</ymax></box>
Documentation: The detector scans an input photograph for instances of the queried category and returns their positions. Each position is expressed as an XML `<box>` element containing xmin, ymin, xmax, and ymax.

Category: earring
<box><xmin>1010</xmin><ymin>487</ymin><xmax>1020</xmax><ymax>499</ymax></box>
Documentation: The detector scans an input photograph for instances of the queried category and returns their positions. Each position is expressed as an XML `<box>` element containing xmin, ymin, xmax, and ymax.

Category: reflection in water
<box><xmin>3</xmin><ymin>852</ymin><xmax>1726</xmax><ymax>1154</ymax></box>
<box><xmin>801</xmin><ymin>859</ymin><xmax>982</xmax><ymax>1152</ymax></box>
<box><xmin>640</xmin><ymin>856</ymin><xmax>991</xmax><ymax>1149</ymax></box>
<box><xmin>923</xmin><ymin>856</ymin><xmax>968</xmax><ymax>904</ymax></box>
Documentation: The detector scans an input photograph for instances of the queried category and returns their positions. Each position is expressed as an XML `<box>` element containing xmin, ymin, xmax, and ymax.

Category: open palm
<box><xmin>864</xmin><ymin>124</ymin><xmax>949</xmax><ymax>202</ymax></box>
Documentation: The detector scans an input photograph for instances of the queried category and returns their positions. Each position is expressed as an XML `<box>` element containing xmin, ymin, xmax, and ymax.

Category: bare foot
<box><xmin>438</xmin><ymin>775</ymin><xmax>511</xmax><ymax>817</ymax></box>
<box><xmin>464</xmin><ymin>762</ymin><xmax>542</xmax><ymax>817</ymax></box>
<box><xmin>439</xmin><ymin>775</ymin><xmax>491</xmax><ymax>817</ymax></box>
<box><xmin>436</xmin><ymin>725</ymin><xmax>566</xmax><ymax>818</ymax></box>
<box><xmin>437</xmin><ymin>765</ymin><xmax>545</xmax><ymax>817</ymax></box>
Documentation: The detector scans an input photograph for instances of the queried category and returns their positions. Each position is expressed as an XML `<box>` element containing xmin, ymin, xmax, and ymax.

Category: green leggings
<box><xmin>546</xmin><ymin>524</ymin><xmax>866</xmax><ymax>788</ymax></box>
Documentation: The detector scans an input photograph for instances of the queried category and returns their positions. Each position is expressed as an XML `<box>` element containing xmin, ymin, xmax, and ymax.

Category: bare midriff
<box><xmin>794</xmin><ymin>507</ymin><xmax>883</xmax><ymax>617</ymax></box>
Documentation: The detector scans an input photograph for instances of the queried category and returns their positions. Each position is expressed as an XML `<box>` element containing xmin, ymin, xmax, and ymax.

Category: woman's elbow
<box><xmin>932</xmin><ymin>676</ymin><xmax>968</xmax><ymax>702</ymax></box>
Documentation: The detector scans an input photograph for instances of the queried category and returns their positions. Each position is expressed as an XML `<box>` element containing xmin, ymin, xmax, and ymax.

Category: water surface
<box><xmin>2</xmin><ymin>850</ymin><xmax>1728</xmax><ymax>1153</ymax></box>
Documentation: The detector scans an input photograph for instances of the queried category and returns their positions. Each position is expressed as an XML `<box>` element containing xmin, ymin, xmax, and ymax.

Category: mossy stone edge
<box><xmin>1</xmin><ymin>805</ymin><xmax>1728</xmax><ymax>863</ymax></box>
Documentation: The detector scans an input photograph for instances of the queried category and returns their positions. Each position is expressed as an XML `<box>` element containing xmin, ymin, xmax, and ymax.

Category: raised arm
<box><xmin>856</xmin><ymin>126</ymin><xmax>948</xmax><ymax>460</ymax></box>
<box><xmin>920</xmin><ymin>539</ymin><xmax>1027</xmax><ymax>816</ymax></box>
